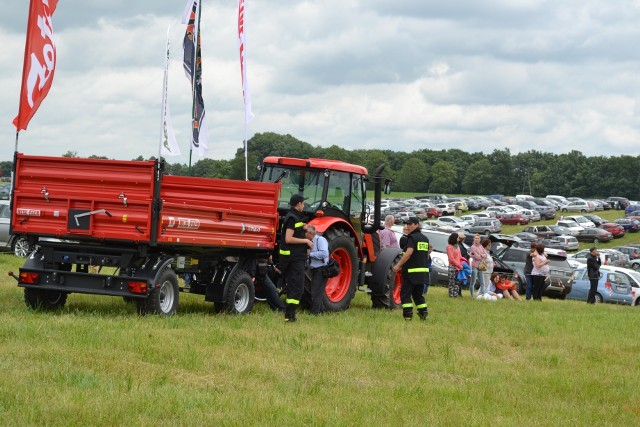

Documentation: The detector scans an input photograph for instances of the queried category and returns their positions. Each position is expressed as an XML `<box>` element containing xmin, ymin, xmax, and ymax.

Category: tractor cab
<box><xmin>259</xmin><ymin>157</ymin><xmax>368</xmax><ymax>235</ymax></box>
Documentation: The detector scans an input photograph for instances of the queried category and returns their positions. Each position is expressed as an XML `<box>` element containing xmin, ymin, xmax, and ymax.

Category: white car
<box><xmin>562</xmin><ymin>215</ymin><xmax>595</xmax><ymax>229</ymax></box>
<box><xmin>552</xmin><ymin>235</ymin><xmax>580</xmax><ymax>251</ymax></box>
<box><xmin>521</xmin><ymin>209</ymin><xmax>540</xmax><ymax>222</ymax></box>
<box><xmin>437</xmin><ymin>216</ymin><xmax>470</xmax><ymax>230</ymax></box>
<box><xmin>557</xmin><ymin>220</ymin><xmax>584</xmax><ymax>236</ymax></box>
<box><xmin>436</xmin><ymin>203</ymin><xmax>456</xmax><ymax>216</ymax></box>
<box><xmin>470</xmin><ymin>212</ymin><xmax>493</xmax><ymax>220</ymax></box>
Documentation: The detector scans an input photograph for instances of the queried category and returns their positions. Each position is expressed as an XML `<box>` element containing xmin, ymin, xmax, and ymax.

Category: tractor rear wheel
<box><xmin>322</xmin><ymin>228</ymin><xmax>358</xmax><ymax>311</ymax></box>
<box><xmin>369</xmin><ymin>248</ymin><xmax>403</xmax><ymax>309</ymax></box>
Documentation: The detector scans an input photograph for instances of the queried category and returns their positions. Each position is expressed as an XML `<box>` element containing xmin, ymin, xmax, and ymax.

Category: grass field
<box><xmin>0</xmin><ymin>252</ymin><xmax>639</xmax><ymax>426</ymax></box>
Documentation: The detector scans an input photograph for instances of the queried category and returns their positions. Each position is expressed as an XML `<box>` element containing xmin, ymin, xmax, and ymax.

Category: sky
<box><xmin>2</xmin><ymin>0</ymin><xmax>640</xmax><ymax>165</ymax></box>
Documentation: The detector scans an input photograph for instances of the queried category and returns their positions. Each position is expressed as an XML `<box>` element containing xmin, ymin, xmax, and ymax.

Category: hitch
<box><xmin>7</xmin><ymin>272</ymin><xmax>19</xmax><ymax>282</ymax></box>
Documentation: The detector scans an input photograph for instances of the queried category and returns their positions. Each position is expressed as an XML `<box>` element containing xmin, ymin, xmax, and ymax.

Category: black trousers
<box><xmin>587</xmin><ymin>278</ymin><xmax>598</xmax><ymax>303</ymax></box>
<box><xmin>309</xmin><ymin>268</ymin><xmax>328</xmax><ymax>314</ymax></box>
<box><xmin>280</xmin><ymin>258</ymin><xmax>305</xmax><ymax>303</ymax></box>
<box><xmin>531</xmin><ymin>274</ymin><xmax>546</xmax><ymax>301</ymax></box>
<box><xmin>400</xmin><ymin>278</ymin><xmax>427</xmax><ymax>319</ymax></box>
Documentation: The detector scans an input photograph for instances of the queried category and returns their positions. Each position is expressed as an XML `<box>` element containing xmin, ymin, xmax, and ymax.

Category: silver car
<box><xmin>0</xmin><ymin>200</ymin><xmax>32</xmax><ymax>257</ymax></box>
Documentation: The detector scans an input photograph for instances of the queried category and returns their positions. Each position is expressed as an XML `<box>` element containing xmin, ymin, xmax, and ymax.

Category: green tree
<box><xmin>192</xmin><ymin>158</ymin><xmax>232</xmax><ymax>179</ymax></box>
<box><xmin>396</xmin><ymin>158</ymin><xmax>429</xmax><ymax>192</ymax></box>
<box><xmin>429</xmin><ymin>161</ymin><xmax>457</xmax><ymax>193</ymax></box>
<box><xmin>462</xmin><ymin>159</ymin><xmax>493</xmax><ymax>194</ymax></box>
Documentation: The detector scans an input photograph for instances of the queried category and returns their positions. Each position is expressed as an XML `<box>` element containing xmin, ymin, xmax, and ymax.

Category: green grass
<box><xmin>1</xmin><ymin>254</ymin><xmax>639</xmax><ymax>425</ymax></box>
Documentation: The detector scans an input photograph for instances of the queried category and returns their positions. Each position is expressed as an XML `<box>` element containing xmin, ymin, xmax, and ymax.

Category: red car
<box><xmin>499</xmin><ymin>212</ymin><xmax>530</xmax><ymax>225</ymax></box>
<box><xmin>600</xmin><ymin>223</ymin><xmax>626</xmax><ymax>238</ymax></box>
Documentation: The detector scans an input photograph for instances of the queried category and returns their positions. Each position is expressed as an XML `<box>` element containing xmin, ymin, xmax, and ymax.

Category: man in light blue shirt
<box><xmin>305</xmin><ymin>225</ymin><xmax>329</xmax><ymax>314</ymax></box>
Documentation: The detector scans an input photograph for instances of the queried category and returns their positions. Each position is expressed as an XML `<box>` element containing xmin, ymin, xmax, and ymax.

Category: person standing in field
<box><xmin>379</xmin><ymin>214</ymin><xmax>399</xmax><ymax>249</ymax></box>
<box><xmin>524</xmin><ymin>243</ymin><xmax>536</xmax><ymax>300</ymax></box>
<box><xmin>586</xmin><ymin>247</ymin><xmax>601</xmax><ymax>304</ymax></box>
<box><xmin>279</xmin><ymin>194</ymin><xmax>314</xmax><ymax>322</ymax></box>
<box><xmin>468</xmin><ymin>234</ymin><xmax>487</xmax><ymax>297</ymax></box>
<box><xmin>531</xmin><ymin>243</ymin><xmax>550</xmax><ymax>301</ymax></box>
<box><xmin>392</xmin><ymin>217</ymin><xmax>430</xmax><ymax>320</ymax></box>
<box><xmin>447</xmin><ymin>232</ymin><xmax>463</xmax><ymax>297</ymax></box>
<box><xmin>305</xmin><ymin>225</ymin><xmax>329</xmax><ymax>315</ymax></box>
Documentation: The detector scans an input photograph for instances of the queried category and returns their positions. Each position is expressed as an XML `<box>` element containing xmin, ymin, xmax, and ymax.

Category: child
<box><xmin>492</xmin><ymin>272</ymin><xmax>521</xmax><ymax>300</ymax></box>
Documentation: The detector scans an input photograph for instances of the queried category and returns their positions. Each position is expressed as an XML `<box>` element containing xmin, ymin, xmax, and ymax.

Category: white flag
<box><xmin>160</xmin><ymin>25</ymin><xmax>180</xmax><ymax>156</ymax></box>
<box><xmin>238</xmin><ymin>0</ymin><xmax>254</xmax><ymax>124</ymax></box>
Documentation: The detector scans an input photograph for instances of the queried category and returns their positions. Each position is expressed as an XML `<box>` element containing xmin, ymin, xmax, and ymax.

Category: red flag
<box><xmin>238</xmin><ymin>0</ymin><xmax>253</xmax><ymax>124</ymax></box>
<box><xmin>13</xmin><ymin>0</ymin><xmax>59</xmax><ymax>131</ymax></box>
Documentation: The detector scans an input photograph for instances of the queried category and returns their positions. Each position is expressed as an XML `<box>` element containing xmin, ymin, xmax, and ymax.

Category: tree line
<box><xmin>2</xmin><ymin>132</ymin><xmax>638</xmax><ymax>199</ymax></box>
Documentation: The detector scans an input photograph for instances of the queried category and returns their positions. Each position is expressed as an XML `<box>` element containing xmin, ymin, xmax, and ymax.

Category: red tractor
<box><xmin>259</xmin><ymin>157</ymin><xmax>402</xmax><ymax>311</ymax></box>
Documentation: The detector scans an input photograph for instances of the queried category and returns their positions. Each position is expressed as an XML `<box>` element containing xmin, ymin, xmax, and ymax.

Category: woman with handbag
<box><xmin>469</xmin><ymin>234</ymin><xmax>488</xmax><ymax>297</ymax></box>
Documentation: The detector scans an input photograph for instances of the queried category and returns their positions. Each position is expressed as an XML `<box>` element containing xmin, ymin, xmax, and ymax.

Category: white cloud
<box><xmin>2</xmin><ymin>0</ymin><xmax>640</xmax><ymax>166</ymax></box>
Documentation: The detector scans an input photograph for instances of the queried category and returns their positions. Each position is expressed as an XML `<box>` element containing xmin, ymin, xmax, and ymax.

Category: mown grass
<box><xmin>0</xmin><ymin>254</ymin><xmax>639</xmax><ymax>426</ymax></box>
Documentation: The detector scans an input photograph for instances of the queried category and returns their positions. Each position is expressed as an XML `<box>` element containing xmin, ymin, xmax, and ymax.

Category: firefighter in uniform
<box><xmin>279</xmin><ymin>194</ymin><xmax>314</xmax><ymax>322</ymax></box>
<box><xmin>392</xmin><ymin>217</ymin><xmax>430</xmax><ymax>320</ymax></box>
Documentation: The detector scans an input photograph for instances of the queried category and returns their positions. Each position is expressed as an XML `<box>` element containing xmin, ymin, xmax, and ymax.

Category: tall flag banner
<box><xmin>237</xmin><ymin>0</ymin><xmax>253</xmax><ymax>124</ymax></box>
<box><xmin>13</xmin><ymin>0</ymin><xmax>59</xmax><ymax>131</ymax></box>
<box><xmin>182</xmin><ymin>0</ymin><xmax>208</xmax><ymax>156</ymax></box>
<box><xmin>160</xmin><ymin>25</ymin><xmax>180</xmax><ymax>157</ymax></box>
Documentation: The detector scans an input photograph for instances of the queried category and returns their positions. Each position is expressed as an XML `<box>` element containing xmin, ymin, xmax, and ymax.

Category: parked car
<box><xmin>522</xmin><ymin>225</ymin><xmax>556</xmax><ymax>239</ymax></box>
<box><xmin>556</xmin><ymin>220</ymin><xmax>584</xmax><ymax>236</ymax></box>
<box><xmin>467</xmin><ymin>219</ymin><xmax>502</xmax><ymax>236</ymax></box>
<box><xmin>0</xmin><ymin>184</ymin><xmax>10</xmax><ymax>200</ymax></box>
<box><xmin>447</xmin><ymin>198</ymin><xmax>468</xmax><ymax>212</ymax></box>
<box><xmin>599</xmin><ymin>223</ymin><xmax>626</xmax><ymax>238</ymax></box>
<box><xmin>613</xmin><ymin>218</ymin><xmax>640</xmax><ymax>233</ymax></box>
<box><xmin>460</xmin><ymin>215</ymin><xmax>477</xmax><ymax>225</ymax></box>
<box><xmin>499</xmin><ymin>212</ymin><xmax>530</xmax><ymax>225</ymax></box>
<box><xmin>390</xmin><ymin>226</ymin><xmax>449</xmax><ymax>285</ymax></box>
<box><xmin>464</xmin><ymin>198</ymin><xmax>480</xmax><ymax>210</ymax></box>
<box><xmin>394</xmin><ymin>211</ymin><xmax>420</xmax><ymax>224</ymax></box>
<box><xmin>513</xmin><ymin>232</ymin><xmax>541</xmax><ymax>243</ymax></box>
<box><xmin>437</xmin><ymin>216</ymin><xmax>470</xmax><ymax>230</ymax></box>
<box><xmin>568</xmin><ymin>265</ymin><xmax>640</xmax><ymax>305</ymax></box>
<box><xmin>538</xmin><ymin>238</ymin><xmax>569</xmax><ymax>251</ymax></box>
<box><xmin>491</xmin><ymin>235</ymin><xmax>573</xmax><ymax>298</ymax></box>
<box><xmin>612</xmin><ymin>246</ymin><xmax>640</xmax><ymax>262</ymax></box>
<box><xmin>548</xmin><ymin>225</ymin><xmax>574</xmax><ymax>236</ymax></box>
<box><xmin>575</xmin><ymin>228</ymin><xmax>613</xmax><ymax>243</ymax></box>
<box><xmin>436</xmin><ymin>203</ymin><xmax>456</xmax><ymax>216</ymax></box>
<box><xmin>562</xmin><ymin>215</ymin><xmax>596</xmax><ymax>229</ymax></box>
<box><xmin>551</xmin><ymin>235</ymin><xmax>580</xmax><ymax>251</ymax></box>
<box><xmin>470</xmin><ymin>212</ymin><xmax>494</xmax><ymax>220</ymax></box>
<box><xmin>633</xmin><ymin>288</ymin><xmax>640</xmax><ymax>306</ymax></box>
<box><xmin>583</xmin><ymin>214</ymin><xmax>607</xmax><ymax>227</ymax></box>
<box><xmin>605</xmin><ymin>196</ymin><xmax>630</xmax><ymax>210</ymax></box>
<box><xmin>559</xmin><ymin>201</ymin><xmax>595</xmax><ymax>213</ymax></box>
<box><xmin>569</xmin><ymin>249</ymin><xmax>628</xmax><ymax>268</ymax></box>
<box><xmin>521</xmin><ymin>209</ymin><xmax>540</xmax><ymax>222</ymax></box>
<box><xmin>0</xmin><ymin>200</ymin><xmax>34</xmax><ymax>257</ymax></box>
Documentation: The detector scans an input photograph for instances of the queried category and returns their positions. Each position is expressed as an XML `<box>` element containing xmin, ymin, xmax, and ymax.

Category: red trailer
<box><xmin>11</xmin><ymin>153</ymin><xmax>280</xmax><ymax>315</ymax></box>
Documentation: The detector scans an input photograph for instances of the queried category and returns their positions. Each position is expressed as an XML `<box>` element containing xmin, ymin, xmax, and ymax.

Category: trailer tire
<box><xmin>217</xmin><ymin>270</ymin><xmax>254</xmax><ymax>314</ymax></box>
<box><xmin>138</xmin><ymin>269</ymin><xmax>179</xmax><ymax>316</ymax></box>
<box><xmin>24</xmin><ymin>288</ymin><xmax>67</xmax><ymax>311</ymax></box>
<box><xmin>369</xmin><ymin>248</ymin><xmax>403</xmax><ymax>309</ymax></box>
<box><xmin>323</xmin><ymin>228</ymin><xmax>358</xmax><ymax>311</ymax></box>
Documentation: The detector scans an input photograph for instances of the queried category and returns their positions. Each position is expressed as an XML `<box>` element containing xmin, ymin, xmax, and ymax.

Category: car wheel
<box><xmin>12</xmin><ymin>236</ymin><xmax>32</xmax><ymax>257</ymax></box>
<box><xmin>484</xmin><ymin>230</ymin><xmax>490</xmax><ymax>236</ymax></box>
<box><xmin>632</xmin><ymin>263</ymin><xmax>640</xmax><ymax>271</ymax></box>
<box><xmin>593</xmin><ymin>238</ymin><xmax>599</xmax><ymax>243</ymax></box>
<box><xmin>516</xmin><ymin>221</ymin><xmax>522</xmax><ymax>225</ymax></box>
<box><xmin>594</xmin><ymin>293</ymin><xmax>603</xmax><ymax>304</ymax></box>
<box><xmin>581</xmin><ymin>209</ymin><xmax>586</xmax><ymax>212</ymax></box>
<box><xmin>562</xmin><ymin>208</ymin><xmax>568</xmax><ymax>212</ymax></box>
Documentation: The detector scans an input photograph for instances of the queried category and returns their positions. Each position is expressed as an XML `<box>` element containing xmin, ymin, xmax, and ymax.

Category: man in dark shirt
<box><xmin>392</xmin><ymin>217</ymin><xmax>430</xmax><ymax>320</ymax></box>
<box><xmin>586</xmin><ymin>247</ymin><xmax>601</xmax><ymax>304</ymax></box>
<box><xmin>279</xmin><ymin>194</ymin><xmax>314</xmax><ymax>322</ymax></box>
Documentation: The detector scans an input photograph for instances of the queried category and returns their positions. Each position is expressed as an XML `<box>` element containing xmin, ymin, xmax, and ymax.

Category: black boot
<box><xmin>284</xmin><ymin>304</ymin><xmax>297</xmax><ymax>322</ymax></box>
<box><xmin>418</xmin><ymin>307</ymin><xmax>428</xmax><ymax>321</ymax></box>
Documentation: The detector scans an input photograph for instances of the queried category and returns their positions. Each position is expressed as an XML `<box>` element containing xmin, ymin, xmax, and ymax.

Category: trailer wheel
<box><xmin>24</xmin><ymin>288</ymin><xmax>67</xmax><ymax>311</ymax></box>
<box><xmin>369</xmin><ymin>248</ymin><xmax>403</xmax><ymax>309</ymax></box>
<box><xmin>323</xmin><ymin>228</ymin><xmax>358</xmax><ymax>311</ymax></box>
<box><xmin>138</xmin><ymin>269</ymin><xmax>179</xmax><ymax>316</ymax></box>
<box><xmin>218</xmin><ymin>270</ymin><xmax>254</xmax><ymax>314</ymax></box>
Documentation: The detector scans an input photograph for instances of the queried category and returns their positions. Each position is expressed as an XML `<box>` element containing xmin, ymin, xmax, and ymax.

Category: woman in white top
<box><xmin>531</xmin><ymin>243</ymin><xmax>550</xmax><ymax>301</ymax></box>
